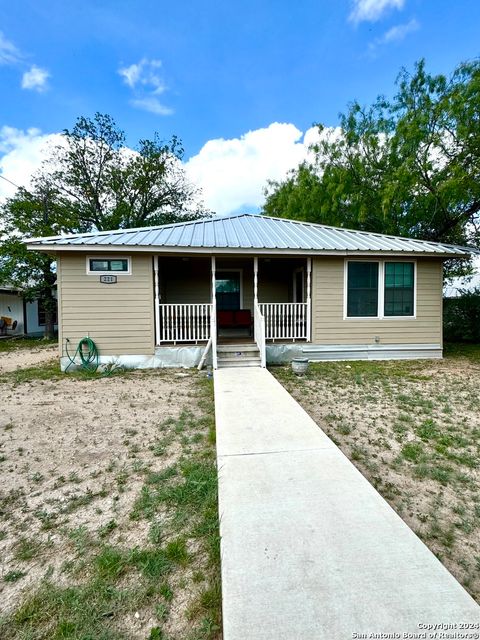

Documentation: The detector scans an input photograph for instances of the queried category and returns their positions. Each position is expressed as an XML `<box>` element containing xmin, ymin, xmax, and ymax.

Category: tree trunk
<box><xmin>41</xmin><ymin>261</ymin><xmax>57</xmax><ymax>340</ymax></box>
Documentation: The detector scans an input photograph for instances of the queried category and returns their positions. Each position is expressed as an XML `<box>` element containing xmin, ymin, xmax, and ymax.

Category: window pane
<box><xmin>110</xmin><ymin>260</ymin><xmax>128</xmax><ymax>271</ymax></box>
<box><xmin>90</xmin><ymin>259</ymin><xmax>109</xmax><ymax>271</ymax></box>
<box><xmin>384</xmin><ymin>262</ymin><xmax>414</xmax><ymax>316</ymax></box>
<box><xmin>347</xmin><ymin>262</ymin><xmax>378</xmax><ymax>317</ymax></box>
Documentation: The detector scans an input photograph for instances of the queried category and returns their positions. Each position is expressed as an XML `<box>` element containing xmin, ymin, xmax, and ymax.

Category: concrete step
<box><xmin>218</xmin><ymin>351</ymin><xmax>260</xmax><ymax>359</ymax></box>
<box><xmin>217</xmin><ymin>343</ymin><xmax>258</xmax><ymax>354</ymax></box>
<box><xmin>217</xmin><ymin>355</ymin><xmax>261</xmax><ymax>364</ymax></box>
<box><xmin>217</xmin><ymin>360</ymin><xmax>262</xmax><ymax>368</ymax></box>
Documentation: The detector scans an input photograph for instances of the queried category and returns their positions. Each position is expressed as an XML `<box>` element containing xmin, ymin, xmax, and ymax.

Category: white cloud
<box><xmin>349</xmin><ymin>0</ymin><xmax>405</xmax><ymax>24</ymax></box>
<box><xmin>21</xmin><ymin>65</ymin><xmax>50</xmax><ymax>92</ymax></box>
<box><xmin>380</xmin><ymin>18</ymin><xmax>419</xmax><ymax>43</ymax></box>
<box><xmin>0</xmin><ymin>31</ymin><xmax>22</xmax><ymax>65</ymax></box>
<box><xmin>185</xmin><ymin>123</ymin><xmax>324</xmax><ymax>215</ymax></box>
<box><xmin>119</xmin><ymin>57</ymin><xmax>171</xmax><ymax>115</ymax></box>
<box><xmin>0</xmin><ymin>122</ymin><xmax>330</xmax><ymax>216</ymax></box>
<box><xmin>0</xmin><ymin>127</ymin><xmax>62</xmax><ymax>200</ymax></box>
<box><xmin>368</xmin><ymin>18</ymin><xmax>419</xmax><ymax>53</ymax></box>
<box><xmin>130</xmin><ymin>97</ymin><xmax>173</xmax><ymax>116</ymax></box>
<box><xmin>119</xmin><ymin>57</ymin><xmax>164</xmax><ymax>92</ymax></box>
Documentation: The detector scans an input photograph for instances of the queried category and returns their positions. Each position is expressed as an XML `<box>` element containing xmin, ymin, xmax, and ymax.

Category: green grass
<box><xmin>443</xmin><ymin>342</ymin><xmax>480</xmax><ymax>362</ymax></box>
<box><xmin>0</xmin><ymin>337</ymin><xmax>57</xmax><ymax>353</ymax></box>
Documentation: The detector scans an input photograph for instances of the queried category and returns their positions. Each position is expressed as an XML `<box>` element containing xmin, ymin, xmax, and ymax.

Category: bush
<box><xmin>443</xmin><ymin>288</ymin><xmax>480</xmax><ymax>343</ymax></box>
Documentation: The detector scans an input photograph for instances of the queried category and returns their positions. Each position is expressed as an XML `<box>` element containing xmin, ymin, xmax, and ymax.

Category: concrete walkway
<box><xmin>214</xmin><ymin>367</ymin><xmax>479</xmax><ymax>640</ymax></box>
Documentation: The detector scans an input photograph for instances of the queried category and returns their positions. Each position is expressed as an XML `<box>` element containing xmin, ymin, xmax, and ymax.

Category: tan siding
<box><xmin>58</xmin><ymin>253</ymin><xmax>154</xmax><ymax>356</ymax></box>
<box><xmin>162</xmin><ymin>257</ymin><xmax>211</xmax><ymax>304</ymax></box>
<box><xmin>312</xmin><ymin>257</ymin><xmax>443</xmax><ymax>345</ymax></box>
<box><xmin>57</xmin><ymin>257</ymin><xmax>63</xmax><ymax>357</ymax></box>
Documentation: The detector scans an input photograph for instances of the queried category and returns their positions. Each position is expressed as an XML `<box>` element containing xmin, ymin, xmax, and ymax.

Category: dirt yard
<box><xmin>0</xmin><ymin>343</ymin><xmax>221</xmax><ymax>640</ymax></box>
<box><xmin>274</xmin><ymin>345</ymin><xmax>480</xmax><ymax>604</ymax></box>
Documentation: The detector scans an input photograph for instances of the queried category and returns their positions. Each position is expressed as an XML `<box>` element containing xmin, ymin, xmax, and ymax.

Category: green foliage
<box><xmin>49</xmin><ymin>114</ymin><xmax>209</xmax><ymax>231</ymax></box>
<box><xmin>444</xmin><ymin>288</ymin><xmax>480</xmax><ymax>342</ymax></box>
<box><xmin>263</xmin><ymin>59</ymin><xmax>480</xmax><ymax>270</ymax></box>
<box><xmin>0</xmin><ymin>113</ymin><xmax>209</xmax><ymax>336</ymax></box>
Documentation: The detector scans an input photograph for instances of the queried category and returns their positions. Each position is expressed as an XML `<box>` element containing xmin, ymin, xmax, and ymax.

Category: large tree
<box><xmin>264</xmin><ymin>59</ymin><xmax>480</xmax><ymax>255</ymax></box>
<box><xmin>0</xmin><ymin>113</ymin><xmax>209</xmax><ymax>336</ymax></box>
<box><xmin>0</xmin><ymin>181</ymin><xmax>73</xmax><ymax>338</ymax></box>
<box><xmin>48</xmin><ymin>113</ymin><xmax>208</xmax><ymax>230</ymax></box>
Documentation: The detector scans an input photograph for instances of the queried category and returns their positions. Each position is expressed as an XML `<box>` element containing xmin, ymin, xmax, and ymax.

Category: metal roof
<box><xmin>26</xmin><ymin>213</ymin><xmax>479</xmax><ymax>257</ymax></box>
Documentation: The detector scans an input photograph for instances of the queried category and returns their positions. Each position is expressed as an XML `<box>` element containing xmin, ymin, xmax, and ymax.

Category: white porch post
<box><xmin>154</xmin><ymin>255</ymin><xmax>160</xmax><ymax>346</ymax></box>
<box><xmin>306</xmin><ymin>257</ymin><xmax>312</xmax><ymax>342</ymax></box>
<box><xmin>211</xmin><ymin>256</ymin><xmax>217</xmax><ymax>369</ymax></box>
<box><xmin>253</xmin><ymin>257</ymin><xmax>258</xmax><ymax>306</ymax></box>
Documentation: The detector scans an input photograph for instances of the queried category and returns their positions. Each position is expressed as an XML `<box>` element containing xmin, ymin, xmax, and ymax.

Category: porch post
<box><xmin>211</xmin><ymin>256</ymin><xmax>217</xmax><ymax>369</ymax></box>
<box><xmin>306</xmin><ymin>257</ymin><xmax>312</xmax><ymax>342</ymax></box>
<box><xmin>253</xmin><ymin>256</ymin><xmax>258</xmax><ymax>306</ymax></box>
<box><xmin>154</xmin><ymin>255</ymin><xmax>160</xmax><ymax>346</ymax></box>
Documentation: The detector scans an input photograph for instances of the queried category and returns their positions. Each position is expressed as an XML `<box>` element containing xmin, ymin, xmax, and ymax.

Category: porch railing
<box><xmin>159</xmin><ymin>303</ymin><xmax>212</xmax><ymax>344</ymax></box>
<box><xmin>259</xmin><ymin>302</ymin><xmax>308</xmax><ymax>340</ymax></box>
<box><xmin>254</xmin><ymin>303</ymin><xmax>266</xmax><ymax>368</ymax></box>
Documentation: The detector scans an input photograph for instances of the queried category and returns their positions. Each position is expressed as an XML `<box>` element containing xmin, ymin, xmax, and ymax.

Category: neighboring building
<box><xmin>0</xmin><ymin>286</ymin><xmax>58</xmax><ymax>337</ymax></box>
<box><xmin>26</xmin><ymin>213</ymin><xmax>479</xmax><ymax>370</ymax></box>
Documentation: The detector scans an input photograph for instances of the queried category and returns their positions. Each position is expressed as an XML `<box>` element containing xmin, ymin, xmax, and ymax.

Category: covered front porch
<box><xmin>153</xmin><ymin>255</ymin><xmax>312</xmax><ymax>368</ymax></box>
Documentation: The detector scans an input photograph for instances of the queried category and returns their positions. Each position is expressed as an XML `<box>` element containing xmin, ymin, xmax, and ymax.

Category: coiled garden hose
<box><xmin>65</xmin><ymin>337</ymin><xmax>99</xmax><ymax>373</ymax></box>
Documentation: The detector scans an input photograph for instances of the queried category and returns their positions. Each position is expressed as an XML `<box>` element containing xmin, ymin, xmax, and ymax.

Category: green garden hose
<box><xmin>65</xmin><ymin>336</ymin><xmax>99</xmax><ymax>373</ymax></box>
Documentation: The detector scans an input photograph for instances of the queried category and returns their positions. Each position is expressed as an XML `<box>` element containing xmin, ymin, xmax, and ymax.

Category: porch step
<box><xmin>217</xmin><ymin>358</ymin><xmax>262</xmax><ymax>368</ymax></box>
<box><xmin>217</xmin><ymin>344</ymin><xmax>262</xmax><ymax>368</ymax></box>
<box><xmin>217</xmin><ymin>343</ymin><xmax>258</xmax><ymax>354</ymax></box>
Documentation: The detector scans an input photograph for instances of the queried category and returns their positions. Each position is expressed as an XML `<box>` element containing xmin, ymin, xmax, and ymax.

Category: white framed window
<box><xmin>344</xmin><ymin>259</ymin><xmax>416</xmax><ymax>319</ymax></box>
<box><xmin>86</xmin><ymin>256</ymin><xmax>132</xmax><ymax>275</ymax></box>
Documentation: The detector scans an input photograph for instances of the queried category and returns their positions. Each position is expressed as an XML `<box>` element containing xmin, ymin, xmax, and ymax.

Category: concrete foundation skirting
<box><xmin>267</xmin><ymin>342</ymin><xmax>443</xmax><ymax>364</ymax></box>
<box><xmin>60</xmin><ymin>345</ymin><xmax>211</xmax><ymax>371</ymax></box>
<box><xmin>61</xmin><ymin>342</ymin><xmax>442</xmax><ymax>371</ymax></box>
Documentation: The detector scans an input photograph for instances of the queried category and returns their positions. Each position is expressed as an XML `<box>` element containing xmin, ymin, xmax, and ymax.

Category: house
<box><xmin>26</xmin><ymin>213</ymin><xmax>479</xmax><ymax>370</ymax></box>
<box><xmin>0</xmin><ymin>286</ymin><xmax>58</xmax><ymax>337</ymax></box>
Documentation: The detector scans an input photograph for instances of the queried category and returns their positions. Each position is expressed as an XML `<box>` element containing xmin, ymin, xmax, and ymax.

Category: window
<box><xmin>38</xmin><ymin>299</ymin><xmax>58</xmax><ymax>326</ymax></box>
<box><xmin>347</xmin><ymin>262</ymin><xmax>379</xmax><ymax>317</ymax></box>
<box><xmin>87</xmin><ymin>257</ymin><xmax>130</xmax><ymax>274</ymax></box>
<box><xmin>345</xmin><ymin>260</ymin><xmax>416</xmax><ymax>319</ymax></box>
<box><xmin>384</xmin><ymin>262</ymin><xmax>414</xmax><ymax>316</ymax></box>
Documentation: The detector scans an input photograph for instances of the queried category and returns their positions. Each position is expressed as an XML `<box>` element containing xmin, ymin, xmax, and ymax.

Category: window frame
<box><xmin>343</xmin><ymin>259</ymin><xmax>416</xmax><ymax>320</ymax></box>
<box><xmin>86</xmin><ymin>256</ymin><xmax>132</xmax><ymax>276</ymax></box>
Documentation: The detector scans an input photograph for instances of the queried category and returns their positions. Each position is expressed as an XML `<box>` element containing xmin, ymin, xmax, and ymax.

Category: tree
<box><xmin>49</xmin><ymin>113</ymin><xmax>208</xmax><ymax>230</ymax></box>
<box><xmin>0</xmin><ymin>181</ymin><xmax>71</xmax><ymax>338</ymax></box>
<box><xmin>0</xmin><ymin>113</ymin><xmax>209</xmax><ymax>336</ymax></box>
<box><xmin>263</xmin><ymin>59</ymin><xmax>480</xmax><ymax>263</ymax></box>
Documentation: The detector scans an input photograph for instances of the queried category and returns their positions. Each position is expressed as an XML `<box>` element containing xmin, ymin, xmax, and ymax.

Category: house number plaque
<box><xmin>99</xmin><ymin>275</ymin><xmax>118</xmax><ymax>284</ymax></box>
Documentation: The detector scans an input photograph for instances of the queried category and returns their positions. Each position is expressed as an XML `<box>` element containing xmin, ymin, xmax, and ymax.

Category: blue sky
<box><xmin>1</xmin><ymin>0</ymin><xmax>479</xmax><ymax>213</ymax></box>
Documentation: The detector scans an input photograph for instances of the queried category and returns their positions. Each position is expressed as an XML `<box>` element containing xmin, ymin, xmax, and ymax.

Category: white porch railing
<box><xmin>259</xmin><ymin>302</ymin><xmax>308</xmax><ymax>340</ymax></box>
<box><xmin>158</xmin><ymin>303</ymin><xmax>212</xmax><ymax>344</ymax></box>
<box><xmin>254</xmin><ymin>303</ymin><xmax>266</xmax><ymax>367</ymax></box>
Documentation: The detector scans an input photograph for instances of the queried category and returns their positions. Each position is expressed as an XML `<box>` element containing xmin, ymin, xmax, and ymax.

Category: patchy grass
<box><xmin>273</xmin><ymin>344</ymin><xmax>480</xmax><ymax>603</ymax></box>
<box><xmin>0</xmin><ymin>337</ymin><xmax>57</xmax><ymax>353</ymax></box>
<box><xmin>0</xmin><ymin>360</ymin><xmax>220</xmax><ymax>640</ymax></box>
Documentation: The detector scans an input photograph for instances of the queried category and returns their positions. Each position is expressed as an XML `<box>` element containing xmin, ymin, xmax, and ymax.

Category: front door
<box><xmin>216</xmin><ymin>272</ymin><xmax>241</xmax><ymax>310</ymax></box>
<box><xmin>293</xmin><ymin>268</ymin><xmax>305</xmax><ymax>303</ymax></box>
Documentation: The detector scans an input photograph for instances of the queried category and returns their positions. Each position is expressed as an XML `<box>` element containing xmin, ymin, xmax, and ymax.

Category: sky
<box><xmin>0</xmin><ymin>0</ymin><xmax>479</xmax><ymax>215</ymax></box>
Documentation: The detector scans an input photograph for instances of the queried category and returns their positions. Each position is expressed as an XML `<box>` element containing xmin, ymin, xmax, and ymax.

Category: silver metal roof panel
<box><xmin>25</xmin><ymin>212</ymin><xmax>480</xmax><ymax>257</ymax></box>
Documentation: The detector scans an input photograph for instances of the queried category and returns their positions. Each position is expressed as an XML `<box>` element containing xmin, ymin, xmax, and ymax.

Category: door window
<box><xmin>216</xmin><ymin>272</ymin><xmax>241</xmax><ymax>310</ymax></box>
